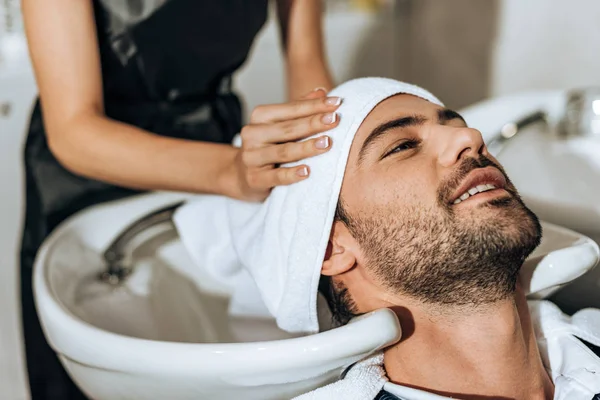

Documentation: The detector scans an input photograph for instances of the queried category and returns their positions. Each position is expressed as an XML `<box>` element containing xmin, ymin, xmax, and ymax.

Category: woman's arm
<box><xmin>23</xmin><ymin>0</ymin><xmax>340</xmax><ymax>201</ymax></box>
<box><xmin>277</xmin><ymin>0</ymin><xmax>335</xmax><ymax>100</ymax></box>
<box><xmin>23</xmin><ymin>0</ymin><xmax>238</xmax><ymax>195</ymax></box>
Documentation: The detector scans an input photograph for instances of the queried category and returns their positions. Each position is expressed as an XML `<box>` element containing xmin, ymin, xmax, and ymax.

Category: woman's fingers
<box><xmin>242</xmin><ymin>135</ymin><xmax>332</xmax><ymax>167</ymax></box>
<box><xmin>270</xmin><ymin>112</ymin><xmax>339</xmax><ymax>143</ymax></box>
<box><xmin>234</xmin><ymin>88</ymin><xmax>340</xmax><ymax>198</ymax></box>
<box><xmin>250</xmin><ymin>95</ymin><xmax>342</xmax><ymax>124</ymax></box>
<box><xmin>300</xmin><ymin>87</ymin><xmax>329</xmax><ymax>100</ymax></box>
<box><xmin>242</xmin><ymin>111</ymin><xmax>339</xmax><ymax>147</ymax></box>
<box><xmin>249</xmin><ymin>165</ymin><xmax>311</xmax><ymax>189</ymax></box>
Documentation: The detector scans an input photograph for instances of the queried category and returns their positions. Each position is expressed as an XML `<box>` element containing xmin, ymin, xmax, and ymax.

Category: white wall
<box><xmin>0</xmin><ymin>33</ymin><xmax>35</xmax><ymax>400</ymax></box>
<box><xmin>235</xmin><ymin>6</ymin><xmax>398</xmax><ymax>115</ymax></box>
<box><xmin>492</xmin><ymin>0</ymin><xmax>600</xmax><ymax>97</ymax></box>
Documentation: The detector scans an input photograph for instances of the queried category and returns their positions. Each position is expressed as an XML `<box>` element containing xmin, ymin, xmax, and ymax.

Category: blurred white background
<box><xmin>2</xmin><ymin>0</ymin><xmax>600</xmax><ymax>398</ymax></box>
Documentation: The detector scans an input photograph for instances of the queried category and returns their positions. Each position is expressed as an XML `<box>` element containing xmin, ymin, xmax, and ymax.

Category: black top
<box><xmin>375</xmin><ymin>390</ymin><xmax>401</xmax><ymax>400</ymax></box>
<box><xmin>23</xmin><ymin>0</ymin><xmax>268</xmax><ymax>222</ymax></box>
<box><xmin>375</xmin><ymin>389</ymin><xmax>600</xmax><ymax>400</ymax></box>
<box><xmin>93</xmin><ymin>0</ymin><xmax>267</xmax><ymax>104</ymax></box>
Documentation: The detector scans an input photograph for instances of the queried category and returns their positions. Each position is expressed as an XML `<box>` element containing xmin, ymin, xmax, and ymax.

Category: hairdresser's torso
<box><xmin>93</xmin><ymin>0</ymin><xmax>266</xmax><ymax>128</ymax></box>
<box><xmin>25</xmin><ymin>0</ymin><xmax>268</xmax><ymax>223</ymax></box>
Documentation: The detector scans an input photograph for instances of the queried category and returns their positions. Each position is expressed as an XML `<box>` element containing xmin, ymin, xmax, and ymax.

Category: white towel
<box><xmin>291</xmin><ymin>353</ymin><xmax>388</xmax><ymax>400</ymax></box>
<box><xmin>174</xmin><ymin>78</ymin><xmax>443</xmax><ymax>333</ymax></box>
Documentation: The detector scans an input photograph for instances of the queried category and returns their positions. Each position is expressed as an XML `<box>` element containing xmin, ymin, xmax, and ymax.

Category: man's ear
<box><xmin>322</xmin><ymin>220</ymin><xmax>359</xmax><ymax>277</ymax></box>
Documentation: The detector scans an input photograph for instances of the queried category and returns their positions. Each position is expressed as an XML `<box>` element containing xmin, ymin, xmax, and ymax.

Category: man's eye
<box><xmin>385</xmin><ymin>139</ymin><xmax>419</xmax><ymax>157</ymax></box>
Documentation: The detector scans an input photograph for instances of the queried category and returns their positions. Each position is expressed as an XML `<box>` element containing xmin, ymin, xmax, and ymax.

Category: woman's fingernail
<box><xmin>321</xmin><ymin>112</ymin><xmax>338</xmax><ymax>124</ymax></box>
<box><xmin>297</xmin><ymin>166</ymin><xmax>309</xmax><ymax>177</ymax></box>
<box><xmin>315</xmin><ymin>136</ymin><xmax>330</xmax><ymax>149</ymax></box>
<box><xmin>313</xmin><ymin>87</ymin><xmax>328</xmax><ymax>93</ymax></box>
<box><xmin>325</xmin><ymin>97</ymin><xmax>342</xmax><ymax>106</ymax></box>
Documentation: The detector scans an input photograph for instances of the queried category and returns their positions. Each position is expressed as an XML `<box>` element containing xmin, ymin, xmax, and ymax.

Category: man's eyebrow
<box><xmin>358</xmin><ymin>114</ymin><xmax>427</xmax><ymax>164</ymax></box>
<box><xmin>356</xmin><ymin>108</ymin><xmax>467</xmax><ymax>165</ymax></box>
<box><xmin>438</xmin><ymin>108</ymin><xmax>466</xmax><ymax>125</ymax></box>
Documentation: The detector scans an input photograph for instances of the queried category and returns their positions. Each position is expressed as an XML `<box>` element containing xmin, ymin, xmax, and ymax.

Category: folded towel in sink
<box><xmin>174</xmin><ymin>78</ymin><xmax>443</xmax><ymax>333</ymax></box>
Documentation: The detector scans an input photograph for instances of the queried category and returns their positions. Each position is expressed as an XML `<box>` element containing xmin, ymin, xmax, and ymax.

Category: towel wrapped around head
<box><xmin>174</xmin><ymin>77</ymin><xmax>443</xmax><ymax>333</ymax></box>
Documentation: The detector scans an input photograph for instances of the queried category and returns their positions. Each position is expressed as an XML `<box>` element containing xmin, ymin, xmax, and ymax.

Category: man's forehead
<box><xmin>355</xmin><ymin>94</ymin><xmax>441</xmax><ymax>140</ymax></box>
<box><xmin>346</xmin><ymin>94</ymin><xmax>442</xmax><ymax>160</ymax></box>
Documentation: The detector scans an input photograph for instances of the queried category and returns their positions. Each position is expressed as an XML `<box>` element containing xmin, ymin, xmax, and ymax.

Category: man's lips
<box><xmin>449</xmin><ymin>167</ymin><xmax>508</xmax><ymax>204</ymax></box>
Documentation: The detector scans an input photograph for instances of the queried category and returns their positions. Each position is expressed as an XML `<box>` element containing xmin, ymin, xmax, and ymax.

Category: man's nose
<box><xmin>435</xmin><ymin>126</ymin><xmax>485</xmax><ymax>168</ymax></box>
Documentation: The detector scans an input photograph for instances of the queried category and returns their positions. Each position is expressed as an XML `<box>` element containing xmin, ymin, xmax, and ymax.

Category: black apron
<box><xmin>20</xmin><ymin>1</ymin><xmax>267</xmax><ymax>398</ymax></box>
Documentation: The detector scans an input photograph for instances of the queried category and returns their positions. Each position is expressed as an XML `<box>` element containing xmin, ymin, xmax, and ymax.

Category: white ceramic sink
<box><xmin>461</xmin><ymin>90</ymin><xmax>600</xmax><ymax>312</ymax></box>
<box><xmin>34</xmin><ymin>192</ymin><xmax>402</xmax><ymax>400</ymax></box>
<box><xmin>502</xmin><ymin>135</ymin><xmax>600</xmax><ymax>242</ymax></box>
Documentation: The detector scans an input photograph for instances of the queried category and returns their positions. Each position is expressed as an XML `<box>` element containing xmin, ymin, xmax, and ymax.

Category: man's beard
<box><xmin>343</xmin><ymin>156</ymin><xmax>542</xmax><ymax>308</ymax></box>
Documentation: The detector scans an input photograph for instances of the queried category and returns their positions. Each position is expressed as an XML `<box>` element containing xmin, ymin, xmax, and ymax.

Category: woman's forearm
<box><xmin>23</xmin><ymin>0</ymin><xmax>239</xmax><ymax>197</ymax></box>
<box><xmin>50</xmin><ymin>113</ymin><xmax>238</xmax><ymax>195</ymax></box>
<box><xmin>287</xmin><ymin>57</ymin><xmax>334</xmax><ymax>99</ymax></box>
<box><xmin>277</xmin><ymin>0</ymin><xmax>335</xmax><ymax>100</ymax></box>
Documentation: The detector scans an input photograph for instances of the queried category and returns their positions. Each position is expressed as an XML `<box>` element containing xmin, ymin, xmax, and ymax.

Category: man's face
<box><xmin>331</xmin><ymin>94</ymin><xmax>542</xmax><ymax>308</ymax></box>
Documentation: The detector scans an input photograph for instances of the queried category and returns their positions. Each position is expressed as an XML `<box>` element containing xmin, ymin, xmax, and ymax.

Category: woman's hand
<box><xmin>228</xmin><ymin>88</ymin><xmax>341</xmax><ymax>201</ymax></box>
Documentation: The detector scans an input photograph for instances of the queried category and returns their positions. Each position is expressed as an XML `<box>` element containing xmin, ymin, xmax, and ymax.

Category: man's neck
<box><xmin>383</xmin><ymin>286</ymin><xmax>554</xmax><ymax>400</ymax></box>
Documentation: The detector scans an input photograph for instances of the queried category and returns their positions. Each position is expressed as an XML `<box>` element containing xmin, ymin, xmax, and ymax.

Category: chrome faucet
<box><xmin>486</xmin><ymin>111</ymin><xmax>547</xmax><ymax>156</ymax></box>
<box><xmin>100</xmin><ymin>201</ymin><xmax>184</xmax><ymax>285</ymax></box>
<box><xmin>558</xmin><ymin>87</ymin><xmax>600</xmax><ymax>138</ymax></box>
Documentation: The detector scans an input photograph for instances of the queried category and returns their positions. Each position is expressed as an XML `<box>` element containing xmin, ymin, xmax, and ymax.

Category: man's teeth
<box><xmin>453</xmin><ymin>184</ymin><xmax>497</xmax><ymax>204</ymax></box>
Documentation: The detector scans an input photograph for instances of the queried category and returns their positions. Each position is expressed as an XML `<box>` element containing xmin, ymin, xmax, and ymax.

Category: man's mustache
<box><xmin>438</xmin><ymin>156</ymin><xmax>517</xmax><ymax>205</ymax></box>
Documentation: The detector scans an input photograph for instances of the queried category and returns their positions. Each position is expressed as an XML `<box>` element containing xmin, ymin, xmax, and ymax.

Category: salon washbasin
<box><xmin>34</xmin><ymin>190</ymin><xmax>598</xmax><ymax>399</ymax></box>
<box><xmin>460</xmin><ymin>90</ymin><xmax>600</xmax><ymax>313</ymax></box>
<box><xmin>34</xmin><ymin>192</ymin><xmax>402</xmax><ymax>400</ymax></box>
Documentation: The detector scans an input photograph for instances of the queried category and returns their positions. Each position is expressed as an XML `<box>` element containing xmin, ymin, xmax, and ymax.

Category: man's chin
<box><xmin>467</xmin><ymin>198</ymin><xmax>542</xmax><ymax>256</ymax></box>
